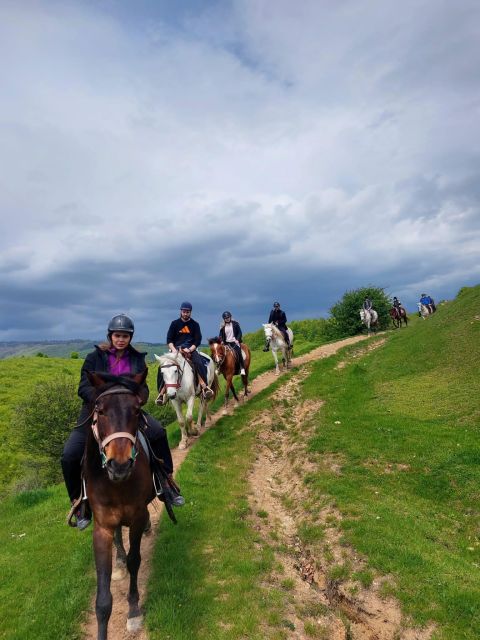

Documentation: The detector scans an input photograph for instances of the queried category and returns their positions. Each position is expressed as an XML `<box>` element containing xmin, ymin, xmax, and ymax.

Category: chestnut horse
<box><xmin>209</xmin><ymin>339</ymin><xmax>251</xmax><ymax>413</ymax></box>
<box><xmin>84</xmin><ymin>370</ymin><xmax>156</xmax><ymax>640</ymax></box>
<box><xmin>389</xmin><ymin>306</ymin><xmax>408</xmax><ymax>328</ymax></box>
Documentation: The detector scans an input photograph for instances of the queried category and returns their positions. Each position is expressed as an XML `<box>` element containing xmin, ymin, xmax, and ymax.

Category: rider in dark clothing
<box><xmin>363</xmin><ymin>297</ymin><xmax>373</xmax><ymax>311</ymax></box>
<box><xmin>157</xmin><ymin>302</ymin><xmax>213</xmax><ymax>403</ymax></box>
<box><xmin>61</xmin><ymin>314</ymin><xmax>182</xmax><ymax>530</ymax></box>
<box><xmin>264</xmin><ymin>302</ymin><xmax>290</xmax><ymax>351</ymax></box>
<box><xmin>219</xmin><ymin>311</ymin><xmax>246</xmax><ymax>375</ymax></box>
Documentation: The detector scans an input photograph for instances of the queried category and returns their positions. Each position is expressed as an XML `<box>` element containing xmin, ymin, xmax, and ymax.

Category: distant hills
<box><xmin>0</xmin><ymin>340</ymin><xmax>169</xmax><ymax>362</ymax></box>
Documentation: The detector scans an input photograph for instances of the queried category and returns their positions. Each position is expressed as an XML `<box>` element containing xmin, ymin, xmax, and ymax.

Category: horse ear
<box><xmin>154</xmin><ymin>354</ymin><xmax>161</xmax><ymax>362</ymax></box>
<box><xmin>87</xmin><ymin>371</ymin><xmax>107</xmax><ymax>387</ymax></box>
<box><xmin>132</xmin><ymin>369</ymin><xmax>148</xmax><ymax>385</ymax></box>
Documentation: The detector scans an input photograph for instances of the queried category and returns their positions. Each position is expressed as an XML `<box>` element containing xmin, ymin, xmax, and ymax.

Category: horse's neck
<box><xmin>271</xmin><ymin>327</ymin><xmax>286</xmax><ymax>347</ymax></box>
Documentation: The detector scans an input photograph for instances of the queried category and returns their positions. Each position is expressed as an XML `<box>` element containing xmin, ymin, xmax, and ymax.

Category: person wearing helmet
<box><xmin>363</xmin><ymin>296</ymin><xmax>373</xmax><ymax>312</ymax></box>
<box><xmin>157</xmin><ymin>302</ymin><xmax>213</xmax><ymax>404</ymax></box>
<box><xmin>419</xmin><ymin>293</ymin><xmax>435</xmax><ymax>313</ymax></box>
<box><xmin>219</xmin><ymin>311</ymin><xmax>246</xmax><ymax>375</ymax></box>
<box><xmin>264</xmin><ymin>301</ymin><xmax>290</xmax><ymax>351</ymax></box>
<box><xmin>61</xmin><ymin>314</ymin><xmax>183</xmax><ymax>530</ymax></box>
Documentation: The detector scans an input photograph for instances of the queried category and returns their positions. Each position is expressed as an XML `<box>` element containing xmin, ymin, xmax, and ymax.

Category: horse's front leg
<box><xmin>272</xmin><ymin>349</ymin><xmax>280</xmax><ymax>374</ymax></box>
<box><xmin>93</xmin><ymin>524</ymin><xmax>114</xmax><ymax>640</ymax></box>
<box><xmin>186</xmin><ymin>395</ymin><xmax>199</xmax><ymax>437</ymax></box>
<box><xmin>126</xmin><ymin>512</ymin><xmax>149</xmax><ymax>632</ymax></box>
<box><xmin>112</xmin><ymin>525</ymin><xmax>127</xmax><ymax>581</ymax></box>
<box><xmin>172</xmin><ymin>400</ymin><xmax>188</xmax><ymax>450</ymax></box>
<box><xmin>196</xmin><ymin>397</ymin><xmax>205</xmax><ymax>430</ymax></box>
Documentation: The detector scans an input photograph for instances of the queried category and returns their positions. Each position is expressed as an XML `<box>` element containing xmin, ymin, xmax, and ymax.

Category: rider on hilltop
<box><xmin>157</xmin><ymin>301</ymin><xmax>214</xmax><ymax>405</ymax></box>
<box><xmin>219</xmin><ymin>311</ymin><xmax>246</xmax><ymax>376</ymax></box>
<box><xmin>264</xmin><ymin>301</ymin><xmax>290</xmax><ymax>351</ymax></box>
<box><xmin>363</xmin><ymin>296</ymin><xmax>374</xmax><ymax>312</ymax></box>
<box><xmin>419</xmin><ymin>293</ymin><xmax>436</xmax><ymax>313</ymax></box>
<box><xmin>61</xmin><ymin>314</ymin><xmax>183</xmax><ymax>530</ymax></box>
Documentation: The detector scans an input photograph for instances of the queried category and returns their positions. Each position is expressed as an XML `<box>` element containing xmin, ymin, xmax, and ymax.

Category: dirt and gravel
<box><xmin>82</xmin><ymin>334</ymin><xmax>433</xmax><ymax>640</ymax></box>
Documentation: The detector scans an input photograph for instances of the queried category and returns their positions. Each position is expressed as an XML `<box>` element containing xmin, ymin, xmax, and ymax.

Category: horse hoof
<box><xmin>178</xmin><ymin>440</ymin><xmax>188</xmax><ymax>450</ymax></box>
<box><xmin>112</xmin><ymin>566</ymin><xmax>127</xmax><ymax>581</ymax></box>
<box><xmin>189</xmin><ymin>426</ymin><xmax>199</xmax><ymax>436</ymax></box>
<box><xmin>127</xmin><ymin>615</ymin><xmax>144</xmax><ymax>632</ymax></box>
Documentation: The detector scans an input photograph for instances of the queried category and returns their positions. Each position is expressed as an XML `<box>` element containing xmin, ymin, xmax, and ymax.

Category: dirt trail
<box><xmin>82</xmin><ymin>334</ymin><xmax>388</xmax><ymax>640</ymax></box>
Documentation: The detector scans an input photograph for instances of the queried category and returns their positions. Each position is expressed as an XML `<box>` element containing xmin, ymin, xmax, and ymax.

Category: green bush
<box><xmin>15</xmin><ymin>376</ymin><xmax>81</xmax><ymax>486</ymax></box>
<box><xmin>70</xmin><ymin>352</ymin><xmax>79</xmax><ymax>359</ymax></box>
<box><xmin>329</xmin><ymin>286</ymin><xmax>391</xmax><ymax>336</ymax></box>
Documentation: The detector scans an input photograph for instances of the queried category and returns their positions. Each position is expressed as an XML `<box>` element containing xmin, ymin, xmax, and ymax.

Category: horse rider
<box><xmin>61</xmin><ymin>314</ymin><xmax>184</xmax><ymax>530</ymax></box>
<box><xmin>419</xmin><ymin>293</ymin><xmax>436</xmax><ymax>313</ymax></box>
<box><xmin>393</xmin><ymin>296</ymin><xmax>402</xmax><ymax>313</ymax></box>
<box><xmin>363</xmin><ymin>297</ymin><xmax>374</xmax><ymax>312</ymax></box>
<box><xmin>157</xmin><ymin>301</ymin><xmax>214</xmax><ymax>405</ymax></box>
<box><xmin>264</xmin><ymin>301</ymin><xmax>290</xmax><ymax>351</ymax></box>
<box><xmin>219</xmin><ymin>311</ymin><xmax>246</xmax><ymax>375</ymax></box>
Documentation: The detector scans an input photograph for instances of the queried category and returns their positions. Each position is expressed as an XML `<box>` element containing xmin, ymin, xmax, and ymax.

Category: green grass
<box><xmin>0</xmin><ymin>342</ymin><xmax>316</xmax><ymax>639</ymax></box>
<box><xmin>300</xmin><ymin>285</ymin><xmax>480</xmax><ymax>639</ymax></box>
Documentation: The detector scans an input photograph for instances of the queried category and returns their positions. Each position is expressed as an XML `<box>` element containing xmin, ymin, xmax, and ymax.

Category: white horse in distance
<box><xmin>359</xmin><ymin>308</ymin><xmax>378</xmax><ymax>335</ymax></box>
<box><xmin>263</xmin><ymin>323</ymin><xmax>294</xmax><ymax>374</ymax></box>
<box><xmin>154</xmin><ymin>351</ymin><xmax>218</xmax><ymax>450</ymax></box>
<box><xmin>417</xmin><ymin>303</ymin><xmax>434</xmax><ymax>319</ymax></box>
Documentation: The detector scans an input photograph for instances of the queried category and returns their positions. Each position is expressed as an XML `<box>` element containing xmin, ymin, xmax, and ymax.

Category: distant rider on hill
<box><xmin>264</xmin><ymin>301</ymin><xmax>290</xmax><ymax>351</ymax></box>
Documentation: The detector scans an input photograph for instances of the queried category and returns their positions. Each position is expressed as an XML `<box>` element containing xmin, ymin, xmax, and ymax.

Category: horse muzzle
<box><xmin>105</xmin><ymin>458</ymin><xmax>134</xmax><ymax>483</ymax></box>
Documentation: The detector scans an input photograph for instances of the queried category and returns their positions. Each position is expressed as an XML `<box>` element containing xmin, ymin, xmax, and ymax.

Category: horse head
<box><xmin>154</xmin><ymin>352</ymin><xmax>183</xmax><ymax>400</ymax></box>
<box><xmin>87</xmin><ymin>370</ymin><xmax>147</xmax><ymax>483</ymax></box>
<box><xmin>263</xmin><ymin>323</ymin><xmax>274</xmax><ymax>341</ymax></box>
<box><xmin>208</xmin><ymin>337</ymin><xmax>226</xmax><ymax>369</ymax></box>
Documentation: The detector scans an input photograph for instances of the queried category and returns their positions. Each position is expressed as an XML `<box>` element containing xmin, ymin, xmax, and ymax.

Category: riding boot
<box><xmin>263</xmin><ymin>340</ymin><xmax>270</xmax><ymax>352</ymax></box>
<box><xmin>155</xmin><ymin>385</ymin><xmax>168</xmax><ymax>406</ymax></box>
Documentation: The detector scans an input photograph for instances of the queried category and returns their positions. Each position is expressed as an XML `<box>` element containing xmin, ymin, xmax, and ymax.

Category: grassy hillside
<box><xmin>0</xmin><ymin>340</ymin><xmax>168</xmax><ymax>360</ymax></box>
<box><xmin>2</xmin><ymin>288</ymin><xmax>478</xmax><ymax>639</ymax></box>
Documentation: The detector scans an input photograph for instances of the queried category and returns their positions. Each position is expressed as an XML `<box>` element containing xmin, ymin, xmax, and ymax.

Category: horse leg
<box><xmin>93</xmin><ymin>525</ymin><xmax>114</xmax><ymax>640</ymax></box>
<box><xmin>186</xmin><ymin>395</ymin><xmax>199</xmax><ymax>437</ymax></box>
<box><xmin>230</xmin><ymin>378</ymin><xmax>240</xmax><ymax>408</ymax></box>
<box><xmin>125</xmin><ymin>512</ymin><xmax>148</xmax><ymax>632</ymax></box>
<box><xmin>242</xmin><ymin>371</ymin><xmax>249</xmax><ymax>400</ymax></box>
<box><xmin>196</xmin><ymin>398</ymin><xmax>205</xmax><ymax>430</ymax></box>
<box><xmin>272</xmin><ymin>349</ymin><xmax>280</xmax><ymax>374</ymax></box>
<box><xmin>173</xmin><ymin>400</ymin><xmax>188</xmax><ymax>450</ymax></box>
<box><xmin>112</xmin><ymin>525</ymin><xmax>127</xmax><ymax>581</ymax></box>
<box><xmin>223</xmin><ymin>376</ymin><xmax>231</xmax><ymax>415</ymax></box>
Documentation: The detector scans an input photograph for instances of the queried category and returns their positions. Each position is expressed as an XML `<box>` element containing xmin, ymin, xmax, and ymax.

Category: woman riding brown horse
<box><xmin>209</xmin><ymin>311</ymin><xmax>251</xmax><ymax>412</ymax></box>
<box><xmin>84</xmin><ymin>370</ymin><xmax>176</xmax><ymax>639</ymax></box>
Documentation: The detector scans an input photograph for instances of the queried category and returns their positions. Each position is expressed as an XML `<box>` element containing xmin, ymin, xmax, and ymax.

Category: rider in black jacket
<box><xmin>264</xmin><ymin>302</ymin><xmax>290</xmax><ymax>351</ymax></box>
<box><xmin>61</xmin><ymin>314</ymin><xmax>182</xmax><ymax>530</ymax></box>
<box><xmin>219</xmin><ymin>311</ymin><xmax>246</xmax><ymax>375</ymax></box>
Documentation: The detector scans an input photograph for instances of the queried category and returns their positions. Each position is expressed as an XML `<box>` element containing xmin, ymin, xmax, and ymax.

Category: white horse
<box><xmin>154</xmin><ymin>351</ymin><xmax>218</xmax><ymax>450</ymax></box>
<box><xmin>418</xmin><ymin>303</ymin><xmax>433</xmax><ymax>319</ymax></box>
<box><xmin>359</xmin><ymin>308</ymin><xmax>378</xmax><ymax>335</ymax></box>
<box><xmin>263</xmin><ymin>323</ymin><xmax>294</xmax><ymax>374</ymax></box>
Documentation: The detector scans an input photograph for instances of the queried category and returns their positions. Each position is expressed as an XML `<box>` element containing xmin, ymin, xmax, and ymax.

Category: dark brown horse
<box><xmin>389</xmin><ymin>306</ymin><xmax>408</xmax><ymax>328</ymax></box>
<box><xmin>85</xmin><ymin>370</ymin><xmax>155</xmax><ymax>639</ymax></box>
<box><xmin>209</xmin><ymin>339</ymin><xmax>251</xmax><ymax>414</ymax></box>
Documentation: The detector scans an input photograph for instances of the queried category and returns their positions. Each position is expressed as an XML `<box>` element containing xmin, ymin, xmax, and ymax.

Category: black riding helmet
<box><xmin>273</xmin><ymin>302</ymin><xmax>280</xmax><ymax>308</ymax></box>
<box><xmin>222</xmin><ymin>311</ymin><xmax>232</xmax><ymax>320</ymax></box>
<box><xmin>107</xmin><ymin>314</ymin><xmax>135</xmax><ymax>335</ymax></box>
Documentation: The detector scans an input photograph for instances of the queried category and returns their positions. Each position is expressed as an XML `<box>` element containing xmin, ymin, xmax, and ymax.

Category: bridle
<box><xmin>161</xmin><ymin>360</ymin><xmax>184</xmax><ymax>390</ymax></box>
<box><xmin>211</xmin><ymin>342</ymin><xmax>227</xmax><ymax>368</ymax></box>
<box><xmin>91</xmin><ymin>387</ymin><xmax>144</xmax><ymax>468</ymax></box>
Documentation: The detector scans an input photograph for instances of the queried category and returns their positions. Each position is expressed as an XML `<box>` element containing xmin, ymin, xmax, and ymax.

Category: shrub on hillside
<box><xmin>15</xmin><ymin>375</ymin><xmax>80</xmax><ymax>486</ymax></box>
<box><xmin>70</xmin><ymin>351</ymin><xmax>79</xmax><ymax>359</ymax></box>
<box><xmin>330</xmin><ymin>286</ymin><xmax>391</xmax><ymax>336</ymax></box>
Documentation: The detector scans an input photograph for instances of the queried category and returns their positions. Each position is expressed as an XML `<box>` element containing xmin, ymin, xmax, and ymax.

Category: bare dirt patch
<box><xmin>81</xmin><ymin>333</ymin><xmax>397</xmax><ymax>639</ymax></box>
<box><xmin>248</xmin><ymin>365</ymin><xmax>434</xmax><ymax>640</ymax></box>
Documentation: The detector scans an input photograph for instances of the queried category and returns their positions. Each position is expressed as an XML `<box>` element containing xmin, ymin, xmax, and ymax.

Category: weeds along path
<box><xmin>82</xmin><ymin>334</ymin><xmax>373</xmax><ymax>640</ymax></box>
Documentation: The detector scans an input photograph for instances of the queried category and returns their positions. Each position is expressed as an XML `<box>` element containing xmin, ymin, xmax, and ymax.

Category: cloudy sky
<box><xmin>1</xmin><ymin>0</ymin><xmax>479</xmax><ymax>342</ymax></box>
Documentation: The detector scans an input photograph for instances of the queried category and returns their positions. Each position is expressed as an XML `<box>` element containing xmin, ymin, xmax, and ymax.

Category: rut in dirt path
<box><xmin>81</xmin><ymin>334</ymin><xmax>374</xmax><ymax>640</ymax></box>
<box><xmin>248</xmin><ymin>353</ymin><xmax>434</xmax><ymax>640</ymax></box>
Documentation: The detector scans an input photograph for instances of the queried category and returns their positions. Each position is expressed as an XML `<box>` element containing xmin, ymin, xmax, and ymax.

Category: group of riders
<box><xmin>363</xmin><ymin>293</ymin><xmax>436</xmax><ymax>319</ymax></box>
<box><xmin>61</xmin><ymin>300</ymin><xmax>291</xmax><ymax>530</ymax></box>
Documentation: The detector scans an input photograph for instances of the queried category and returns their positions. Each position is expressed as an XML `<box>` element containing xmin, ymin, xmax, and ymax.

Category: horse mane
<box><xmin>92</xmin><ymin>372</ymin><xmax>143</xmax><ymax>396</ymax></box>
